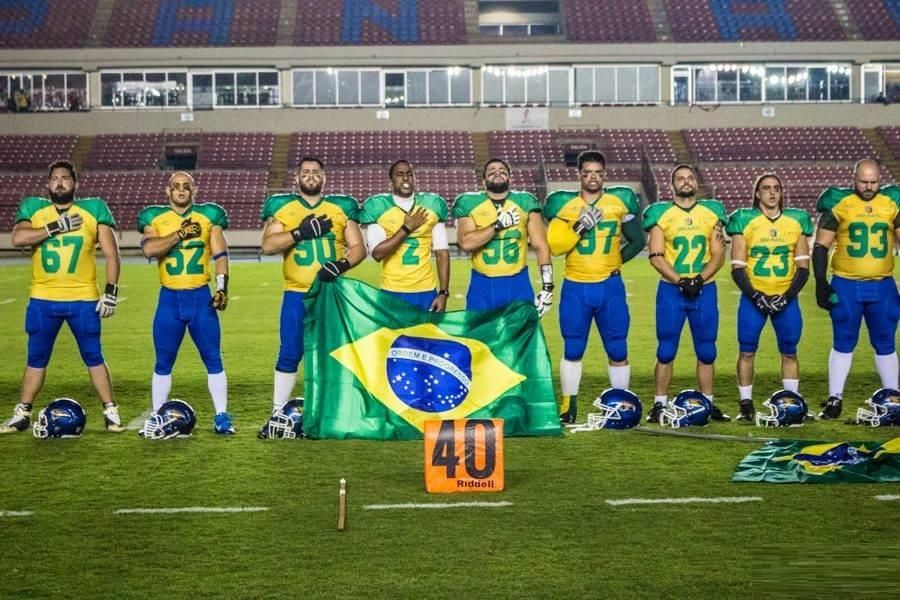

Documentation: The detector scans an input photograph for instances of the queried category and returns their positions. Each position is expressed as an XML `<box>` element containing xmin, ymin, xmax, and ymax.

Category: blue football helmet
<box><xmin>756</xmin><ymin>390</ymin><xmax>808</xmax><ymax>427</ymax></box>
<box><xmin>856</xmin><ymin>388</ymin><xmax>900</xmax><ymax>427</ymax></box>
<box><xmin>266</xmin><ymin>398</ymin><xmax>305</xmax><ymax>439</ymax></box>
<box><xmin>143</xmin><ymin>400</ymin><xmax>196</xmax><ymax>440</ymax></box>
<box><xmin>582</xmin><ymin>389</ymin><xmax>643</xmax><ymax>430</ymax></box>
<box><xmin>659</xmin><ymin>390</ymin><xmax>712</xmax><ymax>428</ymax></box>
<box><xmin>33</xmin><ymin>398</ymin><xmax>86</xmax><ymax>438</ymax></box>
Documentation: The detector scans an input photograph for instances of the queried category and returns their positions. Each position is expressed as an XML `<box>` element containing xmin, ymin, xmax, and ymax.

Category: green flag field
<box><xmin>0</xmin><ymin>257</ymin><xmax>898</xmax><ymax>598</ymax></box>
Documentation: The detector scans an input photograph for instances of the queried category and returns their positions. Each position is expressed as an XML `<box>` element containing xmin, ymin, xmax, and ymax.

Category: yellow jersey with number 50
<box><xmin>137</xmin><ymin>203</ymin><xmax>228</xmax><ymax>290</ymax></box>
<box><xmin>452</xmin><ymin>190</ymin><xmax>540</xmax><ymax>277</ymax></box>
<box><xmin>261</xmin><ymin>193</ymin><xmax>359</xmax><ymax>292</ymax></box>
<box><xmin>817</xmin><ymin>186</ymin><xmax>900</xmax><ymax>280</ymax></box>
<box><xmin>15</xmin><ymin>196</ymin><xmax>116</xmax><ymax>301</ymax></box>
<box><xmin>642</xmin><ymin>199</ymin><xmax>727</xmax><ymax>279</ymax></box>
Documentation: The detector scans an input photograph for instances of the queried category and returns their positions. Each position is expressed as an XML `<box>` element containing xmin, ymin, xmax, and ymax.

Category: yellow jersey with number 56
<box><xmin>642</xmin><ymin>199</ymin><xmax>727</xmax><ymax>279</ymax></box>
<box><xmin>817</xmin><ymin>186</ymin><xmax>900</xmax><ymax>280</ymax></box>
<box><xmin>452</xmin><ymin>191</ymin><xmax>540</xmax><ymax>277</ymax></box>
<box><xmin>262</xmin><ymin>193</ymin><xmax>359</xmax><ymax>292</ymax></box>
<box><xmin>15</xmin><ymin>196</ymin><xmax>116</xmax><ymax>301</ymax></box>
<box><xmin>137</xmin><ymin>203</ymin><xmax>228</xmax><ymax>290</ymax></box>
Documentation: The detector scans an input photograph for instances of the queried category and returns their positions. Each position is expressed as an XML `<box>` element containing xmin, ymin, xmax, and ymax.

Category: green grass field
<box><xmin>1</xmin><ymin>257</ymin><xmax>898</xmax><ymax>599</ymax></box>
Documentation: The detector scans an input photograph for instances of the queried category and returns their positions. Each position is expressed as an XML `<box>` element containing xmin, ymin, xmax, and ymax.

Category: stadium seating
<box><xmin>85</xmin><ymin>132</ymin><xmax>275</xmax><ymax>171</ymax></box>
<box><xmin>683</xmin><ymin>127</ymin><xmax>873</xmax><ymax>162</ymax></box>
<box><xmin>877</xmin><ymin>127</ymin><xmax>900</xmax><ymax>161</ymax></box>
<box><xmin>290</xmin><ymin>131</ymin><xmax>474</xmax><ymax>169</ymax></box>
<box><xmin>0</xmin><ymin>0</ymin><xmax>97</xmax><ymax>48</ymax></box>
<box><xmin>196</xmin><ymin>133</ymin><xmax>275</xmax><ymax>169</ymax></box>
<box><xmin>85</xmin><ymin>134</ymin><xmax>163</xmax><ymax>170</ymax></box>
<box><xmin>488</xmin><ymin>129</ymin><xmax>676</xmax><ymax>165</ymax></box>
<box><xmin>847</xmin><ymin>0</ymin><xmax>900</xmax><ymax>40</ymax></box>
<box><xmin>562</xmin><ymin>0</ymin><xmax>656</xmax><ymax>43</ymax></box>
<box><xmin>0</xmin><ymin>135</ymin><xmax>77</xmax><ymax>171</ymax></box>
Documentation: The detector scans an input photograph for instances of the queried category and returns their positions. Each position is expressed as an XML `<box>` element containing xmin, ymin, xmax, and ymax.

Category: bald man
<box><xmin>814</xmin><ymin>159</ymin><xmax>900</xmax><ymax>419</ymax></box>
<box><xmin>137</xmin><ymin>172</ymin><xmax>234</xmax><ymax>434</ymax></box>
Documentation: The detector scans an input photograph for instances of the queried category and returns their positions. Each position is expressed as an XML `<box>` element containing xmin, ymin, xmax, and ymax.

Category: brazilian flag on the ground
<box><xmin>302</xmin><ymin>278</ymin><xmax>561</xmax><ymax>440</ymax></box>
<box><xmin>733</xmin><ymin>437</ymin><xmax>900</xmax><ymax>483</ymax></box>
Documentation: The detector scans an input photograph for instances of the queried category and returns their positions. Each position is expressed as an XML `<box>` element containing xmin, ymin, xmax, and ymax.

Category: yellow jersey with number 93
<box><xmin>817</xmin><ymin>186</ymin><xmax>900</xmax><ymax>280</ymax></box>
<box><xmin>15</xmin><ymin>196</ymin><xmax>116</xmax><ymax>301</ymax></box>
<box><xmin>137</xmin><ymin>203</ymin><xmax>228</xmax><ymax>290</ymax></box>
<box><xmin>452</xmin><ymin>191</ymin><xmax>540</xmax><ymax>277</ymax></box>
<box><xmin>642</xmin><ymin>199</ymin><xmax>727</xmax><ymax>279</ymax></box>
<box><xmin>261</xmin><ymin>193</ymin><xmax>359</xmax><ymax>292</ymax></box>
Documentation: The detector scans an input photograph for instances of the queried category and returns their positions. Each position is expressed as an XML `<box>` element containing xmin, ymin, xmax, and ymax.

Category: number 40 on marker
<box><xmin>424</xmin><ymin>419</ymin><xmax>505</xmax><ymax>493</ymax></box>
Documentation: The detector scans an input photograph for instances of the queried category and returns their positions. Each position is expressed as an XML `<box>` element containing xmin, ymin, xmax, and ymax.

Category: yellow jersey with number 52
<box><xmin>15</xmin><ymin>196</ymin><xmax>116</xmax><ymax>301</ymax></box>
<box><xmin>137</xmin><ymin>203</ymin><xmax>228</xmax><ymax>290</ymax></box>
<box><xmin>817</xmin><ymin>186</ymin><xmax>900</xmax><ymax>280</ymax></box>
<box><xmin>262</xmin><ymin>193</ymin><xmax>359</xmax><ymax>292</ymax></box>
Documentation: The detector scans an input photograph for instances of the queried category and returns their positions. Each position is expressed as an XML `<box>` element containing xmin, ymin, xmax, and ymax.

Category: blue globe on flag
<box><xmin>386</xmin><ymin>335</ymin><xmax>473</xmax><ymax>412</ymax></box>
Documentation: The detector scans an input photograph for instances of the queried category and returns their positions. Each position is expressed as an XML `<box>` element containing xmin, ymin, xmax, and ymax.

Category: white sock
<box><xmin>560</xmin><ymin>359</ymin><xmax>582</xmax><ymax>396</ymax></box>
<box><xmin>707</xmin><ymin>394</ymin><xmax>715</xmax><ymax>404</ymax></box>
<box><xmin>782</xmin><ymin>379</ymin><xmax>799</xmax><ymax>393</ymax></box>
<box><xmin>874</xmin><ymin>353</ymin><xmax>899</xmax><ymax>389</ymax></box>
<box><xmin>738</xmin><ymin>385</ymin><xmax>753</xmax><ymax>401</ymax></box>
<box><xmin>654</xmin><ymin>395</ymin><xmax>668</xmax><ymax>407</ymax></box>
<box><xmin>828</xmin><ymin>350</ymin><xmax>853</xmax><ymax>398</ymax></box>
<box><xmin>273</xmin><ymin>370</ymin><xmax>298</xmax><ymax>413</ymax></box>
<box><xmin>151</xmin><ymin>373</ymin><xmax>172</xmax><ymax>412</ymax></box>
<box><xmin>608</xmin><ymin>364</ymin><xmax>631</xmax><ymax>390</ymax></box>
<box><xmin>208</xmin><ymin>371</ymin><xmax>228</xmax><ymax>414</ymax></box>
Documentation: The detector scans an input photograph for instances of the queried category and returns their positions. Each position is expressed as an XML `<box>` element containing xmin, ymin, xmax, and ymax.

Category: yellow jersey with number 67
<box><xmin>15</xmin><ymin>196</ymin><xmax>116</xmax><ymax>301</ymax></box>
<box><xmin>452</xmin><ymin>190</ymin><xmax>540</xmax><ymax>277</ymax></box>
<box><xmin>261</xmin><ymin>193</ymin><xmax>359</xmax><ymax>292</ymax></box>
<box><xmin>642</xmin><ymin>199</ymin><xmax>727</xmax><ymax>279</ymax></box>
<box><xmin>817</xmin><ymin>185</ymin><xmax>900</xmax><ymax>280</ymax></box>
<box><xmin>137</xmin><ymin>203</ymin><xmax>228</xmax><ymax>290</ymax></box>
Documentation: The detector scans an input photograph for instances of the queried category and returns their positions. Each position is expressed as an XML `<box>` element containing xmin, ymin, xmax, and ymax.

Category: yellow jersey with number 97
<box><xmin>15</xmin><ymin>196</ymin><xmax>116</xmax><ymax>301</ymax></box>
<box><xmin>642</xmin><ymin>199</ymin><xmax>727</xmax><ymax>279</ymax></box>
<box><xmin>261</xmin><ymin>193</ymin><xmax>359</xmax><ymax>292</ymax></box>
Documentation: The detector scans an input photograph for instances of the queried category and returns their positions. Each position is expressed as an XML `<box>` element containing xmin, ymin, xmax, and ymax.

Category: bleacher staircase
<box><xmin>86</xmin><ymin>0</ymin><xmax>116</xmax><ymax>47</ymax></box>
<box><xmin>830</xmin><ymin>0</ymin><xmax>861</xmax><ymax>40</ymax></box>
<box><xmin>267</xmin><ymin>134</ymin><xmax>293</xmax><ymax>192</ymax></box>
<box><xmin>471</xmin><ymin>132</ymin><xmax>490</xmax><ymax>179</ymax></box>
<box><xmin>864</xmin><ymin>129</ymin><xmax>900</xmax><ymax>180</ymax></box>
<box><xmin>645</xmin><ymin>0</ymin><xmax>673</xmax><ymax>42</ymax></box>
<box><xmin>70</xmin><ymin>136</ymin><xmax>94</xmax><ymax>172</ymax></box>
<box><xmin>276</xmin><ymin>0</ymin><xmax>298</xmax><ymax>46</ymax></box>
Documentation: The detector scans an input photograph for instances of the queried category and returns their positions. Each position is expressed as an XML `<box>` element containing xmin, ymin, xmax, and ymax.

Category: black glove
<box><xmin>318</xmin><ymin>258</ymin><xmax>351</xmax><ymax>282</ymax></box>
<box><xmin>177</xmin><ymin>219</ymin><xmax>202</xmax><ymax>241</ymax></box>
<box><xmin>751</xmin><ymin>291</ymin><xmax>775</xmax><ymax>315</ymax></box>
<box><xmin>768</xmin><ymin>294</ymin><xmax>789</xmax><ymax>314</ymax></box>
<box><xmin>45</xmin><ymin>212</ymin><xmax>83</xmax><ymax>237</ymax></box>
<box><xmin>291</xmin><ymin>214</ymin><xmax>333</xmax><ymax>243</ymax></box>
<box><xmin>678</xmin><ymin>275</ymin><xmax>703</xmax><ymax>300</ymax></box>
<box><xmin>815</xmin><ymin>280</ymin><xmax>837</xmax><ymax>310</ymax></box>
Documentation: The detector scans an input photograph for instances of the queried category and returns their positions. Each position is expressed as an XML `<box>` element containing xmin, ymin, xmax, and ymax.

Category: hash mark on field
<box><xmin>606</xmin><ymin>496</ymin><xmax>762</xmax><ymax>507</ymax></box>
<box><xmin>260</xmin><ymin>282</ymin><xmax>270</xmax><ymax>287</ymax></box>
<box><xmin>0</xmin><ymin>298</ymin><xmax>15</xmax><ymax>305</ymax></box>
<box><xmin>364</xmin><ymin>501</ymin><xmax>513</xmax><ymax>510</ymax></box>
<box><xmin>114</xmin><ymin>506</ymin><xmax>270</xmax><ymax>515</ymax></box>
<box><xmin>126</xmin><ymin>410</ymin><xmax>153</xmax><ymax>431</ymax></box>
<box><xmin>230</xmin><ymin>296</ymin><xmax>240</xmax><ymax>301</ymax></box>
<box><xmin>0</xmin><ymin>510</ymin><xmax>33</xmax><ymax>517</ymax></box>
<box><xmin>875</xmin><ymin>494</ymin><xmax>900</xmax><ymax>501</ymax></box>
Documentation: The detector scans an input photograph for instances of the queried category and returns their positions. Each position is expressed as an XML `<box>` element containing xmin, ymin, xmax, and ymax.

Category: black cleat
<box><xmin>257</xmin><ymin>421</ymin><xmax>270</xmax><ymax>439</ymax></box>
<box><xmin>646</xmin><ymin>402</ymin><xmax>665</xmax><ymax>424</ymax></box>
<box><xmin>818</xmin><ymin>396</ymin><xmax>842</xmax><ymax>420</ymax></box>
<box><xmin>710</xmin><ymin>404</ymin><xmax>731</xmax><ymax>422</ymax></box>
<box><xmin>559</xmin><ymin>413</ymin><xmax>576</xmax><ymax>425</ymax></box>
<box><xmin>736</xmin><ymin>399</ymin><xmax>755</xmax><ymax>422</ymax></box>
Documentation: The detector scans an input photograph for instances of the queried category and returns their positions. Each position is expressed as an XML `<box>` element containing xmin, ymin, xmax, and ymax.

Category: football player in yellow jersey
<box><xmin>813</xmin><ymin>159</ymin><xmax>900</xmax><ymax>419</ymax></box>
<box><xmin>1</xmin><ymin>160</ymin><xmax>124</xmax><ymax>434</ymax></box>
<box><xmin>362</xmin><ymin>160</ymin><xmax>450</xmax><ymax>311</ymax></box>
<box><xmin>258</xmin><ymin>157</ymin><xmax>366</xmax><ymax>435</ymax></box>
<box><xmin>544</xmin><ymin>151</ymin><xmax>646</xmax><ymax>424</ymax></box>
<box><xmin>137</xmin><ymin>172</ymin><xmax>234</xmax><ymax>435</ymax></box>
<box><xmin>643</xmin><ymin>164</ymin><xmax>729</xmax><ymax>423</ymax></box>
<box><xmin>453</xmin><ymin>158</ymin><xmax>553</xmax><ymax>314</ymax></box>
<box><xmin>727</xmin><ymin>173</ymin><xmax>813</xmax><ymax>422</ymax></box>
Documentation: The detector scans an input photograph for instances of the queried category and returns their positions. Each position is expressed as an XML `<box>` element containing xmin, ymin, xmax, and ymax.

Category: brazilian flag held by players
<box><xmin>302</xmin><ymin>278</ymin><xmax>561</xmax><ymax>440</ymax></box>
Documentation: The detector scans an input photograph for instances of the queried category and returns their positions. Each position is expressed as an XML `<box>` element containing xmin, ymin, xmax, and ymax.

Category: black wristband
<box><xmin>437</xmin><ymin>289</ymin><xmax>449</xmax><ymax>296</ymax></box>
<box><xmin>104</xmin><ymin>283</ymin><xmax>118</xmax><ymax>298</ymax></box>
<box><xmin>648</xmin><ymin>252</ymin><xmax>664</xmax><ymax>259</ymax></box>
<box><xmin>400</xmin><ymin>224</ymin><xmax>412</xmax><ymax>235</ymax></box>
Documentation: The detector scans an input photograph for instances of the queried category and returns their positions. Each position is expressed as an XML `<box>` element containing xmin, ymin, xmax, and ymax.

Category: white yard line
<box><xmin>114</xmin><ymin>506</ymin><xmax>270</xmax><ymax>515</ymax></box>
<box><xmin>0</xmin><ymin>298</ymin><xmax>15</xmax><ymax>305</ymax></box>
<box><xmin>364</xmin><ymin>501</ymin><xmax>513</xmax><ymax>510</ymax></box>
<box><xmin>874</xmin><ymin>494</ymin><xmax>900</xmax><ymax>501</ymax></box>
<box><xmin>126</xmin><ymin>410</ymin><xmax>153</xmax><ymax>431</ymax></box>
<box><xmin>606</xmin><ymin>496</ymin><xmax>762</xmax><ymax>507</ymax></box>
<box><xmin>0</xmin><ymin>510</ymin><xmax>33</xmax><ymax>517</ymax></box>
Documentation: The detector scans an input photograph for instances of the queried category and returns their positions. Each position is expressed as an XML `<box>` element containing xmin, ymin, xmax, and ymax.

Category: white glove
<box><xmin>535</xmin><ymin>289</ymin><xmax>553</xmax><ymax>318</ymax></box>
<box><xmin>573</xmin><ymin>206</ymin><xmax>602</xmax><ymax>236</ymax></box>
<box><xmin>493</xmin><ymin>207</ymin><xmax>520</xmax><ymax>231</ymax></box>
<box><xmin>45</xmin><ymin>212</ymin><xmax>83</xmax><ymax>237</ymax></box>
<box><xmin>95</xmin><ymin>283</ymin><xmax>118</xmax><ymax>318</ymax></box>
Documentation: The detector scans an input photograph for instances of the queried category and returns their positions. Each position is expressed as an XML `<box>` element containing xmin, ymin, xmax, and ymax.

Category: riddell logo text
<box><xmin>457</xmin><ymin>479</ymin><xmax>495</xmax><ymax>488</ymax></box>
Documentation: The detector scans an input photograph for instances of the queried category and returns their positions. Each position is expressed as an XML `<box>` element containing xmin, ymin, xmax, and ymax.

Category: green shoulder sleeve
<box><xmin>881</xmin><ymin>185</ymin><xmax>900</xmax><ymax>208</ymax></box>
<box><xmin>326</xmin><ymin>194</ymin><xmax>360</xmax><ymax>222</ymax></box>
<box><xmin>725</xmin><ymin>208</ymin><xmax>753</xmax><ymax>236</ymax></box>
<box><xmin>785</xmin><ymin>208</ymin><xmax>814</xmax><ymax>236</ymax></box>
<box><xmin>642</xmin><ymin>202</ymin><xmax>670</xmax><ymax>231</ymax></box>
<box><xmin>452</xmin><ymin>192</ymin><xmax>486</xmax><ymax>219</ymax></box>
<box><xmin>195</xmin><ymin>203</ymin><xmax>228</xmax><ymax>229</ymax></box>
<box><xmin>14</xmin><ymin>196</ymin><xmax>50</xmax><ymax>223</ymax></box>
<box><xmin>418</xmin><ymin>193</ymin><xmax>448</xmax><ymax>221</ymax></box>
<box><xmin>261</xmin><ymin>193</ymin><xmax>296</xmax><ymax>221</ymax></box>
<box><xmin>543</xmin><ymin>190</ymin><xmax>579</xmax><ymax>219</ymax></box>
<box><xmin>816</xmin><ymin>187</ymin><xmax>850</xmax><ymax>213</ymax></box>
<box><xmin>606</xmin><ymin>186</ymin><xmax>640</xmax><ymax>215</ymax></box>
<box><xmin>508</xmin><ymin>191</ymin><xmax>540</xmax><ymax>213</ymax></box>
<box><xmin>699</xmin><ymin>199</ymin><xmax>727</xmax><ymax>225</ymax></box>
<box><xmin>136</xmin><ymin>205</ymin><xmax>168</xmax><ymax>233</ymax></box>
<box><xmin>360</xmin><ymin>194</ymin><xmax>392</xmax><ymax>225</ymax></box>
<box><xmin>78</xmin><ymin>198</ymin><xmax>116</xmax><ymax>228</ymax></box>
